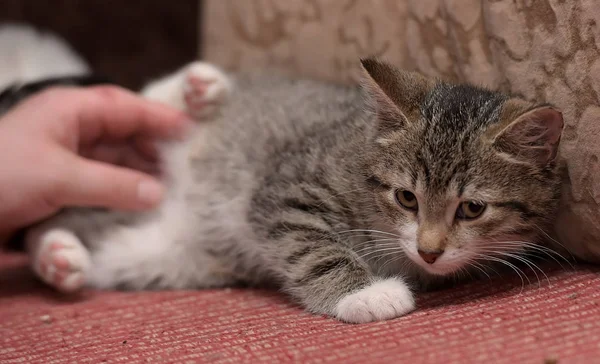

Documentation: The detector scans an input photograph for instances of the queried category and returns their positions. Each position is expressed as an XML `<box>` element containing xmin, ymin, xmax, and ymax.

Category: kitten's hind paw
<box><xmin>31</xmin><ymin>229</ymin><xmax>90</xmax><ymax>293</ymax></box>
<box><xmin>334</xmin><ymin>278</ymin><xmax>415</xmax><ymax>323</ymax></box>
<box><xmin>183</xmin><ymin>62</ymin><xmax>231</xmax><ymax>120</ymax></box>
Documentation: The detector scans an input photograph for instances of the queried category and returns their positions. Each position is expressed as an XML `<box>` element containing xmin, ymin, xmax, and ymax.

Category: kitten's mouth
<box><xmin>415</xmin><ymin>262</ymin><xmax>457</xmax><ymax>276</ymax></box>
<box><xmin>405</xmin><ymin>251</ymin><xmax>465</xmax><ymax>276</ymax></box>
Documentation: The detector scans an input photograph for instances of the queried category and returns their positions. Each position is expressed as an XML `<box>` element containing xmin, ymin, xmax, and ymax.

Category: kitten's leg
<box><xmin>140</xmin><ymin>61</ymin><xmax>232</xmax><ymax>120</ymax></box>
<box><xmin>281</xmin><ymin>242</ymin><xmax>415</xmax><ymax>323</ymax></box>
<box><xmin>26</xmin><ymin>227</ymin><xmax>91</xmax><ymax>292</ymax></box>
<box><xmin>181</xmin><ymin>62</ymin><xmax>232</xmax><ymax>119</ymax></box>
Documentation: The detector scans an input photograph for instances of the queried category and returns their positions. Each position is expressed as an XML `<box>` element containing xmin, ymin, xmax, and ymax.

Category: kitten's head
<box><xmin>360</xmin><ymin>58</ymin><xmax>564</xmax><ymax>276</ymax></box>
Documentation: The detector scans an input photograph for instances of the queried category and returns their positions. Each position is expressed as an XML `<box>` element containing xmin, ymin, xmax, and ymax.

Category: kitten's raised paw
<box><xmin>334</xmin><ymin>278</ymin><xmax>415</xmax><ymax>323</ymax></box>
<box><xmin>32</xmin><ymin>229</ymin><xmax>90</xmax><ymax>293</ymax></box>
<box><xmin>183</xmin><ymin>62</ymin><xmax>231</xmax><ymax>120</ymax></box>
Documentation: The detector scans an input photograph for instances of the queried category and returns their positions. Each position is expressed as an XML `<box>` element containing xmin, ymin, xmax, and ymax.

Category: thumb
<box><xmin>61</xmin><ymin>157</ymin><xmax>166</xmax><ymax>211</ymax></box>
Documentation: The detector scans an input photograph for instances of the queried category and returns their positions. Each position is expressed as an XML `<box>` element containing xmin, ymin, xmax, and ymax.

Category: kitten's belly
<box><xmin>81</xmin><ymin>122</ymin><xmax>262</xmax><ymax>289</ymax></box>
<box><xmin>86</xmin><ymin>173</ymin><xmax>260</xmax><ymax>289</ymax></box>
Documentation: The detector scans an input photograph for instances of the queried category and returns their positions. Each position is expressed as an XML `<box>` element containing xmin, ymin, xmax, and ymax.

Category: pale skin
<box><xmin>0</xmin><ymin>85</ymin><xmax>189</xmax><ymax>244</ymax></box>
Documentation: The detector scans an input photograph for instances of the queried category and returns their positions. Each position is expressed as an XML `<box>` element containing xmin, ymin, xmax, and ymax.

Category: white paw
<box><xmin>31</xmin><ymin>229</ymin><xmax>90</xmax><ymax>293</ymax></box>
<box><xmin>334</xmin><ymin>278</ymin><xmax>415</xmax><ymax>323</ymax></box>
<box><xmin>183</xmin><ymin>62</ymin><xmax>231</xmax><ymax>119</ymax></box>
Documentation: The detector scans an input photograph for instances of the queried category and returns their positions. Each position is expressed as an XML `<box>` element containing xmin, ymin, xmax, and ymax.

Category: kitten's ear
<box><xmin>491</xmin><ymin>99</ymin><xmax>564</xmax><ymax>165</ymax></box>
<box><xmin>360</xmin><ymin>58</ymin><xmax>434</xmax><ymax>133</ymax></box>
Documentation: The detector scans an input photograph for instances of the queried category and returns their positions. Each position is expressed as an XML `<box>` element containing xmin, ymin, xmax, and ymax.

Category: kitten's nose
<box><xmin>418</xmin><ymin>249</ymin><xmax>443</xmax><ymax>264</ymax></box>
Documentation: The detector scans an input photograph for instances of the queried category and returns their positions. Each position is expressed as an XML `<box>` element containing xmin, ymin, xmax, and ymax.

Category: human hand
<box><xmin>0</xmin><ymin>85</ymin><xmax>189</xmax><ymax>238</ymax></box>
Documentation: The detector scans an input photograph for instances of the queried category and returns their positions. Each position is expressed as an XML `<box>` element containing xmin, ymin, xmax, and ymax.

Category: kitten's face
<box><xmin>360</xmin><ymin>59</ymin><xmax>563</xmax><ymax>277</ymax></box>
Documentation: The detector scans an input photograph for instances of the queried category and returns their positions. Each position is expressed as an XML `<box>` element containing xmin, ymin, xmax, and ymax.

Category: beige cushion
<box><xmin>202</xmin><ymin>0</ymin><xmax>600</xmax><ymax>262</ymax></box>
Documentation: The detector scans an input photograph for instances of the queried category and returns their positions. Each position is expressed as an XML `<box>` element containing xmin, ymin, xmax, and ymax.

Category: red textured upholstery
<box><xmin>1</xmin><ymin>252</ymin><xmax>599</xmax><ymax>363</ymax></box>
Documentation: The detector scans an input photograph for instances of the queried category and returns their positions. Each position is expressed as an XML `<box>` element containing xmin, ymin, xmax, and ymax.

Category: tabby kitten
<box><xmin>26</xmin><ymin>59</ymin><xmax>564</xmax><ymax>323</ymax></box>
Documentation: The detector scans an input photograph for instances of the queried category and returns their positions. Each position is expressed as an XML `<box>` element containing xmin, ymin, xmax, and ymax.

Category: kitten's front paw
<box><xmin>183</xmin><ymin>62</ymin><xmax>231</xmax><ymax>120</ymax></box>
<box><xmin>334</xmin><ymin>278</ymin><xmax>415</xmax><ymax>323</ymax></box>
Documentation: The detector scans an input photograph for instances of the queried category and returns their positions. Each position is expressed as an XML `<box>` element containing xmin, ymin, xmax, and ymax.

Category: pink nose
<box><xmin>418</xmin><ymin>250</ymin><xmax>443</xmax><ymax>264</ymax></box>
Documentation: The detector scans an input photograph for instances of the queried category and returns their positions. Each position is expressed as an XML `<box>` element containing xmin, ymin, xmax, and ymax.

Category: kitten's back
<box><xmin>210</xmin><ymin>72</ymin><xmax>366</xmax><ymax>161</ymax></box>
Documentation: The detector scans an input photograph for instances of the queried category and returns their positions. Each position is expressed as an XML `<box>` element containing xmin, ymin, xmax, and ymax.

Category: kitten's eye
<box><xmin>395</xmin><ymin>190</ymin><xmax>418</xmax><ymax>211</ymax></box>
<box><xmin>456</xmin><ymin>201</ymin><xmax>486</xmax><ymax>220</ymax></box>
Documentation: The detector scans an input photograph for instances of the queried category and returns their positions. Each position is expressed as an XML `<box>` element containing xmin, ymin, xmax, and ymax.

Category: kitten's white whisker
<box><xmin>338</xmin><ymin>229</ymin><xmax>401</xmax><ymax>238</ymax></box>
<box><xmin>344</xmin><ymin>234</ymin><xmax>397</xmax><ymax>240</ymax></box>
<box><xmin>353</xmin><ymin>240</ymin><xmax>400</xmax><ymax>254</ymax></box>
<box><xmin>480</xmin><ymin>237</ymin><xmax>573</xmax><ymax>268</ymax></box>
<box><xmin>478</xmin><ymin>261</ymin><xmax>501</xmax><ymax>277</ymax></box>
<box><xmin>532</xmin><ymin>224</ymin><xmax>576</xmax><ymax>261</ymax></box>
<box><xmin>355</xmin><ymin>238</ymin><xmax>398</xmax><ymax>245</ymax></box>
<box><xmin>354</xmin><ymin>241</ymin><xmax>398</xmax><ymax>250</ymax></box>
<box><xmin>496</xmin><ymin>245</ymin><xmax>568</xmax><ymax>269</ymax></box>
<box><xmin>452</xmin><ymin>268</ymin><xmax>461</xmax><ymax>282</ymax></box>
<box><xmin>465</xmin><ymin>258</ymin><xmax>501</xmax><ymax>278</ymax></box>
<box><xmin>479</xmin><ymin>250</ymin><xmax>549</xmax><ymax>287</ymax></box>
<box><xmin>515</xmin><ymin>255</ymin><xmax>551</xmax><ymax>287</ymax></box>
<box><xmin>359</xmin><ymin>247</ymin><xmax>404</xmax><ymax>260</ymax></box>
<box><xmin>473</xmin><ymin>253</ymin><xmax>527</xmax><ymax>292</ymax></box>
<box><xmin>458</xmin><ymin>266</ymin><xmax>474</xmax><ymax>282</ymax></box>
<box><xmin>515</xmin><ymin>242</ymin><xmax>572</xmax><ymax>266</ymax></box>
<box><xmin>378</xmin><ymin>253</ymin><xmax>403</xmax><ymax>274</ymax></box>
<box><xmin>486</xmin><ymin>241</ymin><xmax>574</xmax><ymax>269</ymax></box>
<box><xmin>465</xmin><ymin>260</ymin><xmax>491</xmax><ymax>280</ymax></box>
<box><xmin>521</xmin><ymin>250</ymin><xmax>569</xmax><ymax>272</ymax></box>
<box><xmin>360</xmin><ymin>248</ymin><xmax>400</xmax><ymax>259</ymax></box>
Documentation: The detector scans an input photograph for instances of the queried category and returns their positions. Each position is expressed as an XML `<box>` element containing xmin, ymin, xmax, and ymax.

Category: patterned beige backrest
<box><xmin>202</xmin><ymin>0</ymin><xmax>600</xmax><ymax>262</ymax></box>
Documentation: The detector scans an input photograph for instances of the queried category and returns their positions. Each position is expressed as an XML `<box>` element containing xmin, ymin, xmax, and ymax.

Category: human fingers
<box><xmin>80</xmin><ymin>143</ymin><xmax>160</xmax><ymax>175</ymax></box>
<box><xmin>75</xmin><ymin>85</ymin><xmax>190</xmax><ymax>143</ymax></box>
<box><xmin>58</xmin><ymin>154</ymin><xmax>165</xmax><ymax>211</ymax></box>
<box><xmin>21</xmin><ymin>86</ymin><xmax>190</xmax><ymax>144</ymax></box>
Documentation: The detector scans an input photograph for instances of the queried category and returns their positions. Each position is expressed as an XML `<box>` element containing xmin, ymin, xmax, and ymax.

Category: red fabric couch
<box><xmin>2</xmin><ymin>252</ymin><xmax>599</xmax><ymax>363</ymax></box>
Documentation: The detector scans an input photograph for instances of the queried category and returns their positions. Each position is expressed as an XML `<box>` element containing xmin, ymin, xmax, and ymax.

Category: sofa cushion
<box><xmin>202</xmin><ymin>0</ymin><xmax>600</xmax><ymax>263</ymax></box>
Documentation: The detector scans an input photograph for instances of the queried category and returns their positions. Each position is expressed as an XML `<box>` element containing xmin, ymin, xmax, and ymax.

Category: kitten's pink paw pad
<box><xmin>334</xmin><ymin>278</ymin><xmax>415</xmax><ymax>323</ymax></box>
<box><xmin>33</xmin><ymin>231</ymin><xmax>90</xmax><ymax>293</ymax></box>
<box><xmin>184</xmin><ymin>76</ymin><xmax>214</xmax><ymax>109</ymax></box>
<box><xmin>182</xmin><ymin>62</ymin><xmax>231</xmax><ymax>119</ymax></box>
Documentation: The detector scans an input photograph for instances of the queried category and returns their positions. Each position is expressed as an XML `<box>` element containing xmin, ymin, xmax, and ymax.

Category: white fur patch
<box><xmin>0</xmin><ymin>23</ymin><xmax>89</xmax><ymax>89</ymax></box>
<box><xmin>334</xmin><ymin>278</ymin><xmax>415</xmax><ymax>323</ymax></box>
